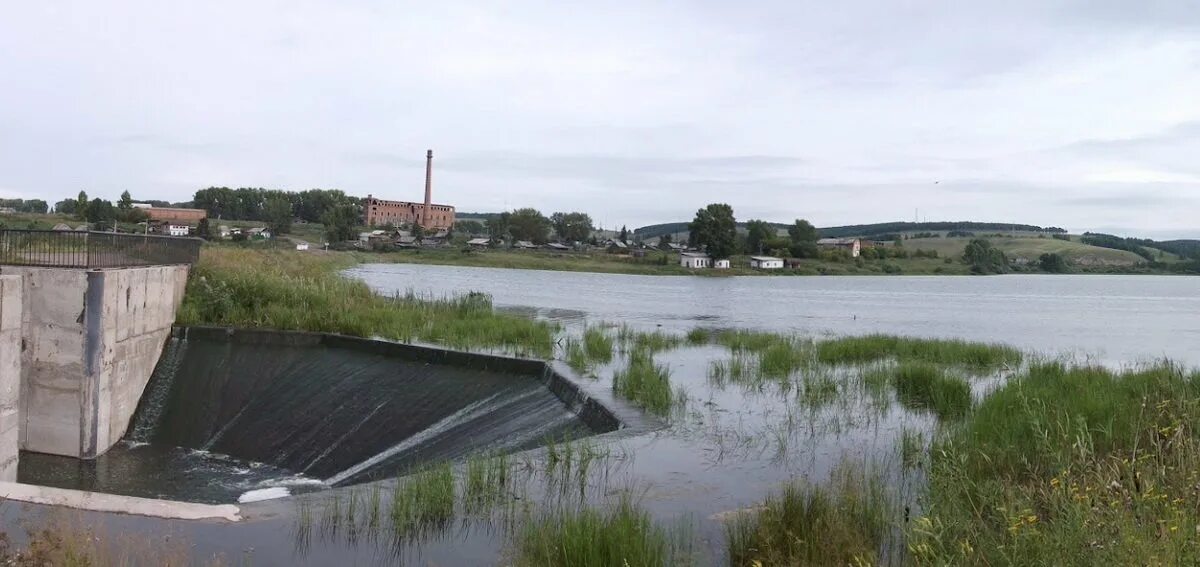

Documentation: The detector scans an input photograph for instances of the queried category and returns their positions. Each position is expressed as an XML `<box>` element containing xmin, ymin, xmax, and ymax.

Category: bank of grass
<box><xmin>514</xmin><ymin>496</ymin><xmax>676</xmax><ymax>567</ymax></box>
<box><xmin>910</xmin><ymin>362</ymin><xmax>1200</xmax><ymax>565</ymax></box>
<box><xmin>390</xmin><ymin>462</ymin><xmax>456</xmax><ymax>536</ymax></box>
<box><xmin>726</xmin><ymin>461</ymin><xmax>896</xmax><ymax>566</ymax></box>
<box><xmin>179</xmin><ymin>247</ymin><xmax>556</xmax><ymax>357</ymax></box>
<box><xmin>891</xmin><ymin>363</ymin><xmax>972</xmax><ymax>420</ymax></box>
<box><xmin>582</xmin><ymin>327</ymin><xmax>614</xmax><ymax>364</ymax></box>
<box><xmin>817</xmin><ymin>334</ymin><xmax>1021</xmax><ymax>369</ymax></box>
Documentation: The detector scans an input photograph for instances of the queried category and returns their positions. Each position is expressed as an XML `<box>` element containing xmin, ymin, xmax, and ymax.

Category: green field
<box><xmin>903</xmin><ymin>235</ymin><xmax>1150</xmax><ymax>266</ymax></box>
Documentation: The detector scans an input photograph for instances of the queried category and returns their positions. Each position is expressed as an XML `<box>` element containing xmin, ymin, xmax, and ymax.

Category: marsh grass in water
<box><xmin>179</xmin><ymin>247</ymin><xmax>557</xmax><ymax>357</ymax></box>
<box><xmin>582</xmin><ymin>327</ymin><xmax>614</xmax><ymax>364</ymax></box>
<box><xmin>390</xmin><ymin>462</ymin><xmax>456</xmax><ymax>538</ymax></box>
<box><xmin>899</xmin><ymin>428</ymin><xmax>925</xmax><ymax>469</ymax></box>
<box><xmin>514</xmin><ymin>495</ymin><xmax>678</xmax><ymax>567</ymax></box>
<box><xmin>726</xmin><ymin>461</ymin><xmax>897</xmax><ymax>566</ymax></box>
<box><xmin>891</xmin><ymin>363</ymin><xmax>972</xmax><ymax>420</ymax></box>
<box><xmin>465</xmin><ymin>453</ymin><xmax>511</xmax><ymax>514</ymax></box>
<box><xmin>910</xmin><ymin>362</ymin><xmax>1200</xmax><ymax>565</ymax></box>
<box><xmin>817</xmin><ymin>334</ymin><xmax>1021</xmax><ymax>369</ymax></box>
<box><xmin>612</xmin><ymin>351</ymin><xmax>683</xmax><ymax>416</ymax></box>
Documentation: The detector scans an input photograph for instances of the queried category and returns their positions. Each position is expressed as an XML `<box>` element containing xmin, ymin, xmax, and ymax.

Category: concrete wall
<box><xmin>0</xmin><ymin>276</ymin><xmax>22</xmax><ymax>481</ymax></box>
<box><xmin>0</xmin><ymin>265</ymin><xmax>189</xmax><ymax>459</ymax></box>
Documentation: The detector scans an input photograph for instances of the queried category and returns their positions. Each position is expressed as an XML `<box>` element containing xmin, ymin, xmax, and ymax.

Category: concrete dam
<box><xmin>20</xmin><ymin>327</ymin><xmax>615</xmax><ymax>503</ymax></box>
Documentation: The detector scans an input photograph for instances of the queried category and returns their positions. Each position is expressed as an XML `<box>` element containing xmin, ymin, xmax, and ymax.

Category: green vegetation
<box><xmin>464</xmin><ymin>453</ymin><xmax>510</xmax><ymax>513</ymax></box>
<box><xmin>963</xmin><ymin>238</ymin><xmax>1009</xmax><ymax>274</ymax></box>
<box><xmin>727</xmin><ymin>461</ymin><xmax>895</xmax><ymax>566</ymax></box>
<box><xmin>910</xmin><ymin>362</ymin><xmax>1200</xmax><ymax>565</ymax></box>
<box><xmin>891</xmin><ymin>363</ymin><xmax>972</xmax><ymax>419</ymax></box>
<box><xmin>582</xmin><ymin>327</ymin><xmax>614</xmax><ymax>364</ymax></box>
<box><xmin>178</xmin><ymin>247</ymin><xmax>556</xmax><ymax>357</ymax></box>
<box><xmin>816</xmin><ymin>334</ymin><xmax>1021</xmax><ymax>369</ymax></box>
<box><xmin>612</xmin><ymin>351</ymin><xmax>680</xmax><ymax>416</ymax></box>
<box><xmin>515</xmin><ymin>496</ymin><xmax>674</xmax><ymax>567</ymax></box>
<box><xmin>390</xmin><ymin>463</ymin><xmax>456</xmax><ymax>536</ymax></box>
<box><xmin>688</xmin><ymin>203</ymin><xmax>738</xmax><ymax>260</ymax></box>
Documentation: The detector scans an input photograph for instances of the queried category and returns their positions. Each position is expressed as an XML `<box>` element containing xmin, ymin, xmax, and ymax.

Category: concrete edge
<box><xmin>544</xmin><ymin>361</ymin><xmax>668</xmax><ymax>437</ymax></box>
<box><xmin>0</xmin><ymin>481</ymin><xmax>241</xmax><ymax>522</ymax></box>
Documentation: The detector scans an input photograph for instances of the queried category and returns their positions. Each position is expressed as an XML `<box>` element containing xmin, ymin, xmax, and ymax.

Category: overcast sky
<box><xmin>2</xmin><ymin>1</ymin><xmax>1198</xmax><ymax>237</ymax></box>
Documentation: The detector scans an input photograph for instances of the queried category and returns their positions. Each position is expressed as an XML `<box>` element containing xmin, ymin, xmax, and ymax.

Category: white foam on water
<box><xmin>238</xmin><ymin>487</ymin><xmax>290</xmax><ymax>503</ymax></box>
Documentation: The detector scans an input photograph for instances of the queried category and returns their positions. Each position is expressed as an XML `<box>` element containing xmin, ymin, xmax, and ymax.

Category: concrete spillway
<box><xmin>19</xmin><ymin>327</ymin><xmax>616</xmax><ymax>503</ymax></box>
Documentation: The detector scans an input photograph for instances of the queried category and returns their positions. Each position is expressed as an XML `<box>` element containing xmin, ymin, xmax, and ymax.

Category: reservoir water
<box><xmin>347</xmin><ymin>264</ymin><xmax>1200</xmax><ymax>366</ymax></box>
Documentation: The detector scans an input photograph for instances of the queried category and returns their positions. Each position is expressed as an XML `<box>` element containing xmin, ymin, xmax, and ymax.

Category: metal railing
<box><xmin>0</xmin><ymin>230</ymin><xmax>202</xmax><ymax>269</ymax></box>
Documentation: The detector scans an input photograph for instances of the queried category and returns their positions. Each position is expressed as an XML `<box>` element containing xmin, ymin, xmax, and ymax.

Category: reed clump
<box><xmin>514</xmin><ymin>496</ymin><xmax>672</xmax><ymax>567</ymax></box>
<box><xmin>891</xmin><ymin>363</ymin><xmax>972</xmax><ymax>420</ymax></box>
<box><xmin>582</xmin><ymin>327</ymin><xmax>614</xmax><ymax>364</ymax></box>
<box><xmin>910</xmin><ymin>362</ymin><xmax>1200</xmax><ymax>565</ymax></box>
<box><xmin>612</xmin><ymin>351</ymin><xmax>680</xmax><ymax>416</ymax></box>
<box><xmin>178</xmin><ymin>247</ymin><xmax>556</xmax><ymax>357</ymax></box>
<box><xmin>390</xmin><ymin>462</ymin><xmax>455</xmax><ymax>537</ymax></box>
<box><xmin>726</xmin><ymin>461</ymin><xmax>895</xmax><ymax>566</ymax></box>
<box><xmin>817</xmin><ymin>334</ymin><xmax>1021</xmax><ymax>369</ymax></box>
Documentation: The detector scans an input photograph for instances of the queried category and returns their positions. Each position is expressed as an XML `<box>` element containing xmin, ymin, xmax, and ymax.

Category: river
<box><xmin>346</xmin><ymin>263</ymin><xmax>1200</xmax><ymax>366</ymax></box>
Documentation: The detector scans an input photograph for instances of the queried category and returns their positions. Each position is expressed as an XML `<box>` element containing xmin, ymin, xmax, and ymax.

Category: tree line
<box><xmin>687</xmin><ymin>203</ymin><xmax>820</xmax><ymax>259</ymax></box>
<box><xmin>481</xmin><ymin>209</ymin><xmax>595</xmax><ymax>244</ymax></box>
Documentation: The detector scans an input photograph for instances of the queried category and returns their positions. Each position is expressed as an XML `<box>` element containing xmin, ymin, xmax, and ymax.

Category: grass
<box><xmin>900</xmin><ymin>428</ymin><xmax>925</xmax><ymax>469</ymax></box>
<box><xmin>390</xmin><ymin>462</ymin><xmax>456</xmax><ymax>537</ymax></box>
<box><xmin>464</xmin><ymin>453</ymin><xmax>510</xmax><ymax>514</ymax></box>
<box><xmin>909</xmin><ymin>362</ymin><xmax>1200</xmax><ymax>565</ymax></box>
<box><xmin>178</xmin><ymin>247</ymin><xmax>557</xmax><ymax>357</ymax></box>
<box><xmin>891</xmin><ymin>363</ymin><xmax>972</xmax><ymax>420</ymax></box>
<box><xmin>581</xmin><ymin>327</ymin><xmax>614</xmax><ymax>364</ymax></box>
<box><xmin>714</xmin><ymin>329</ymin><xmax>793</xmax><ymax>352</ymax></box>
<box><xmin>726</xmin><ymin>461</ymin><xmax>896</xmax><ymax>566</ymax></box>
<box><xmin>619</xmin><ymin>328</ymin><xmax>685</xmax><ymax>354</ymax></box>
<box><xmin>514</xmin><ymin>495</ymin><xmax>674</xmax><ymax>567</ymax></box>
<box><xmin>817</xmin><ymin>334</ymin><xmax>1022</xmax><ymax>369</ymax></box>
<box><xmin>612</xmin><ymin>351</ymin><xmax>680</xmax><ymax>417</ymax></box>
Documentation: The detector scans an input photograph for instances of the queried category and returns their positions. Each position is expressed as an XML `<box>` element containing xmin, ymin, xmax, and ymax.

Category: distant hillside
<box><xmin>634</xmin><ymin>220</ymin><xmax>1061</xmax><ymax>240</ymax></box>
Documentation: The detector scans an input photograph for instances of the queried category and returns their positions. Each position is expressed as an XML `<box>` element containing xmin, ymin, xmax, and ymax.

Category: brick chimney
<box><xmin>422</xmin><ymin>149</ymin><xmax>433</xmax><ymax>229</ymax></box>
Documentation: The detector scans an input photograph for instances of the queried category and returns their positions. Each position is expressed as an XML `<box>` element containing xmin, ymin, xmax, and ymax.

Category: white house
<box><xmin>680</xmin><ymin>252</ymin><xmax>711</xmax><ymax>269</ymax></box>
<box><xmin>749</xmin><ymin>256</ymin><xmax>784</xmax><ymax>269</ymax></box>
<box><xmin>714</xmin><ymin>259</ymin><xmax>731</xmax><ymax>269</ymax></box>
<box><xmin>166</xmin><ymin>224</ymin><xmax>190</xmax><ymax>237</ymax></box>
<box><xmin>295</xmin><ymin>242</ymin><xmax>309</xmax><ymax>251</ymax></box>
<box><xmin>817</xmin><ymin>238</ymin><xmax>862</xmax><ymax>257</ymax></box>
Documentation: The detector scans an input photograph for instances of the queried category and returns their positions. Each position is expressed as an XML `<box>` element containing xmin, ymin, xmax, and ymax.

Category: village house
<box><xmin>749</xmin><ymin>256</ymin><xmax>784</xmax><ymax>269</ymax></box>
<box><xmin>466</xmin><ymin>237</ymin><xmax>491</xmax><ymax>249</ymax></box>
<box><xmin>817</xmin><ymin>237</ymin><xmax>862</xmax><ymax>257</ymax></box>
<box><xmin>714</xmin><ymin>259</ymin><xmax>731</xmax><ymax>269</ymax></box>
<box><xmin>680</xmin><ymin>252</ymin><xmax>711</xmax><ymax>269</ymax></box>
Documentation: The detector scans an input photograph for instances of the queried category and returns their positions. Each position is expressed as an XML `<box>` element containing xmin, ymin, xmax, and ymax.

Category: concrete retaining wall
<box><xmin>0</xmin><ymin>276</ymin><xmax>21</xmax><ymax>481</ymax></box>
<box><xmin>0</xmin><ymin>265</ymin><xmax>189</xmax><ymax>458</ymax></box>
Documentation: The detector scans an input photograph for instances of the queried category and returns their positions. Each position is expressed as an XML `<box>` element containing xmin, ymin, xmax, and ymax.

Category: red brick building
<box><xmin>362</xmin><ymin>197</ymin><xmax>455</xmax><ymax>230</ymax></box>
<box><xmin>362</xmin><ymin>149</ymin><xmax>455</xmax><ymax>230</ymax></box>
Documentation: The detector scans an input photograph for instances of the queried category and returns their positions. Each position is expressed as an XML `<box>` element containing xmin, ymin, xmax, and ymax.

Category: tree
<box><xmin>487</xmin><ymin>213</ymin><xmax>512</xmax><ymax>245</ymax></box>
<box><xmin>411</xmin><ymin>223</ymin><xmax>425</xmax><ymax>242</ymax></box>
<box><xmin>689</xmin><ymin>203</ymin><xmax>737</xmax><ymax>259</ymax></box>
<box><xmin>549</xmin><ymin>212</ymin><xmax>594</xmax><ymax>243</ymax></box>
<box><xmin>118</xmin><ymin>190</ymin><xmax>133</xmax><ymax>211</ymax></box>
<box><xmin>262</xmin><ymin>195</ymin><xmax>293</xmax><ymax>235</ymax></box>
<box><xmin>54</xmin><ymin>199</ymin><xmax>77</xmax><ymax>215</ymax></box>
<box><xmin>196</xmin><ymin>218</ymin><xmax>213</xmax><ymax>240</ymax></box>
<box><xmin>321</xmin><ymin>204</ymin><xmax>359</xmax><ymax>243</ymax></box>
<box><xmin>619</xmin><ymin>225</ymin><xmax>629</xmax><ymax>243</ymax></box>
<box><xmin>85</xmin><ymin>198</ymin><xmax>115</xmax><ymax>224</ymax></box>
<box><xmin>507</xmin><ymin>208</ymin><xmax>551</xmax><ymax>243</ymax></box>
<box><xmin>787</xmin><ymin>219</ymin><xmax>819</xmax><ymax>258</ymax></box>
<box><xmin>455</xmin><ymin>220</ymin><xmax>485</xmax><ymax>236</ymax></box>
<box><xmin>745</xmin><ymin>219</ymin><xmax>774</xmax><ymax>255</ymax></box>
<box><xmin>1039</xmin><ymin>252</ymin><xmax>1068</xmax><ymax>273</ymax></box>
<box><xmin>75</xmin><ymin>191</ymin><xmax>89</xmax><ymax>221</ymax></box>
<box><xmin>963</xmin><ymin>238</ymin><xmax>1008</xmax><ymax>274</ymax></box>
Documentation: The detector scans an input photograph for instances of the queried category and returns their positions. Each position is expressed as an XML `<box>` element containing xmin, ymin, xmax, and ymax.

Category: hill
<box><xmin>633</xmin><ymin>220</ymin><xmax>1061</xmax><ymax>241</ymax></box>
<box><xmin>904</xmin><ymin>235</ymin><xmax>1147</xmax><ymax>267</ymax></box>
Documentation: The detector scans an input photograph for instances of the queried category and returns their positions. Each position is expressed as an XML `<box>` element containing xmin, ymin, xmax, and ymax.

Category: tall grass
<box><xmin>514</xmin><ymin>496</ymin><xmax>673</xmax><ymax>567</ymax></box>
<box><xmin>612</xmin><ymin>351</ymin><xmax>680</xmax><ymax>416</ymax></box>
<box><xmin>726</xmin><ymin>461</ymin><xmax>896</xmax><ymax>566</ymax></box>
<box><xmin>582</xmin><ymin>327</ymin><xmax>614</xmax><ymax>364</ymax></box>
<box><xmin>910</xmin><ymin>362</ymin><xmax>1200</xmax><ymax>565</ymax></box>
<box><xmin>178</xmin><ymin>247</ymin><xmax>556</xmax><ymax>357</ymax></box>
<box><xmin>715</xmin><ymin>329</ymin><xmax>793</xmax><ymax>353</ymax></box>
<box><xmin>464</xmin><ymin>453</ymin><xmax>510</xmax><ymax>514</ymax></box>
<box><xmin>891</xmin><ymin>363</ymin><xmax>972</xmax><ymax>420</ymax></box>
<box><xmin>817</xmin><ymin>334</ymin><xmax>1021</xmax><ymax>369</ymax></box>
<box><xmin>390</xmin><ymin>462</ymin><xmax>456</xmax><ymax>537</ymax></box>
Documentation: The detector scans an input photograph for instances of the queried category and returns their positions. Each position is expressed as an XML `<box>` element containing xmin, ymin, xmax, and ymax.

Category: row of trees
<box><xmin>0</xmin><ymin>199</ymin><xmax>49</xmax><ymax>214</ymax></box>
<box><xmin>191</xmin><ymin>187</ymin><xmax>361</xmax><ymax>225</ymax></box>
<box><xmin>688</xmin><ymin>203</ymin><xmax>820</xmax><ymax>259</ymax></box>
<box><xmin>483</xmin><ymin>209</ymin><xmax>595</xmax><ymax>244</ymax></box>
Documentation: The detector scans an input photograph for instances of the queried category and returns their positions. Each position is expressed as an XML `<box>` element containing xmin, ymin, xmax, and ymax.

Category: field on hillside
<box><xmin>904</xmin><ymin>235</ymin><xmax>1149</xmax><ymax>266</ymax></box>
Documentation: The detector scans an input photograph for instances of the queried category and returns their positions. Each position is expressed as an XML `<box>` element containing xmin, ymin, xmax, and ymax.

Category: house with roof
<box><xmin>817</xmin><ymin>238</ymin><xmax>861</xmax><ymax>257</ymax></box>
<box><xmin>680</xmin><ymin>252</ymin><xmax>711</xmax><ymax>269</ymax></box>
<box><xmin>466</xmin><ymin>237</ymin><xmax>491</xmax><ymax>249</ymax></box>
<box><xmin>749</xmin><ymin>256</ymin><xmax>784</xmax><ymax>269</ymax></box>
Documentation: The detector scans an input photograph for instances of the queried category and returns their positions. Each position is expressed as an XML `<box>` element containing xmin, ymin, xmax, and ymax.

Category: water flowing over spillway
<box><xmin>19</xmin><ymin>329</ymin><xmax>608</xmax><ymax>503</ymax></box>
